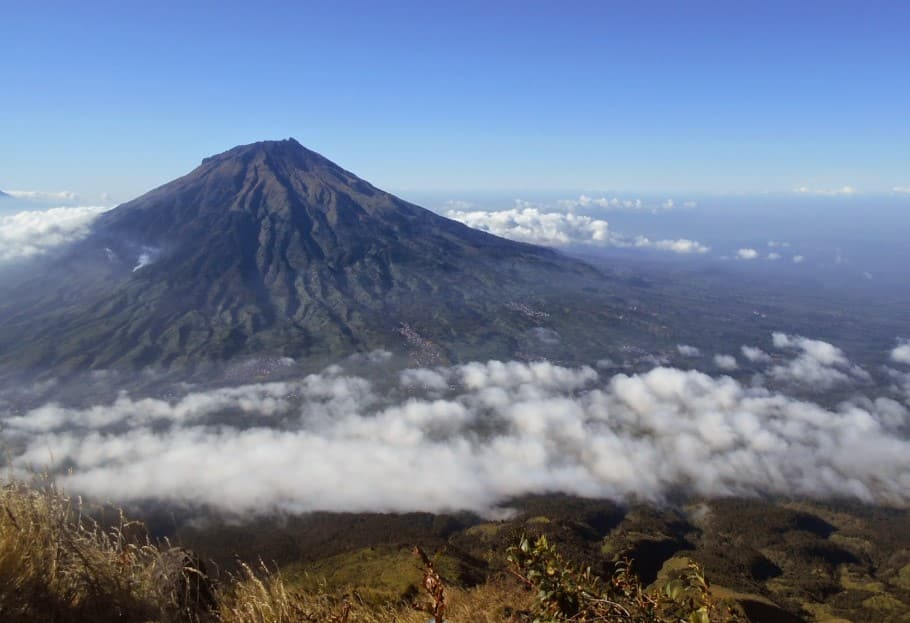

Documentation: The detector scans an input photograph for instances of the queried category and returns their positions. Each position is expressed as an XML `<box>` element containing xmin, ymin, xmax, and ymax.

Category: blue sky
<box><xmin>2</xmin><ymin>1</ymin><xmax>909</xmax><ymax>200</ymax></box>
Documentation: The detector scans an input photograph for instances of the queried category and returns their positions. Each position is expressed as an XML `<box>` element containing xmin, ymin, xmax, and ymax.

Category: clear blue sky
<box><xmin>2</xmin><ymin>1</ymin><xmax>908</xmax><ymax>200</ymax></box>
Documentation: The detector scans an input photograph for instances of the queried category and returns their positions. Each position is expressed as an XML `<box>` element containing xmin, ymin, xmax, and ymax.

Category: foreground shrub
<box><xmin>507</xmin><ymin>535</ymin><xmax>743</xmax><ymax>623</ymax></box>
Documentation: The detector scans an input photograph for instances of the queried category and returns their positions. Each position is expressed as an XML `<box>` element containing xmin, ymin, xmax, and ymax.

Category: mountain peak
<box><xmin>200</xmin><ymin>137</ymin><xmax>325</xmax><ymax>166</ymax></box>
<box><xmin>0</xmin><ymin>140</ymin><xmax>602</xmax><ymax>372</ymax></box>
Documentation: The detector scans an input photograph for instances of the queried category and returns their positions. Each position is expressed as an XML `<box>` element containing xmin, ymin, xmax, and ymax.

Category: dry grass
<box><xmin>0</xmin><ymin>478</ymin><xmax>215</xmax><ymax>623</ymax></box>
<box><xmin>0</xmin><ymin>478</ymin><xmax>534</xmax><ymax>623</ymax></box>
<box><xmin>444</xmin><ymin>580</ymin><xmax>534</xmax><ymax>623</ymax></box>
<box><xmin>217</xmin><ymin>562</ymin><xmax>353</xmax><ymax>623</ymax></box>
<box><xmin>217</xmin><ymin>558</ymin><xmax>532</xmax><ymax>623</ymax></box>
<box><xmin>1</xmin><ymin>478</ymin><xmax>741</xmax><ymax>623</ymax></box>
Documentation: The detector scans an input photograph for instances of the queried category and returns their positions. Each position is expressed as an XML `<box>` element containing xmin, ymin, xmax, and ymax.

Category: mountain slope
<box><xmin>0</xmin><ymin>139</ymin><xmax>615</xmax><ymax>373</ymax></box>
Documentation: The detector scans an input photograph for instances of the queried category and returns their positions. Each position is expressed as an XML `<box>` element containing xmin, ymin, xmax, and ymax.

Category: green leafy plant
<box><xmin>506</xmin><ymin>535</ymin><xmax>742</xmax><ymax>623</ymax></box>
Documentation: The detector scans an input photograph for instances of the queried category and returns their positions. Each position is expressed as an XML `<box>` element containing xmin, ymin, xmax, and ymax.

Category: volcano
<box><xmin>0</xmin><ymin>139</ymin><xmax>627</xmax><ymax>374</ymax></box>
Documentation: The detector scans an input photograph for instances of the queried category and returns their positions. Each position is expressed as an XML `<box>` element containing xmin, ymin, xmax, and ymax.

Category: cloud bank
<box><xmin>0</xmin><ymin>206</ymin><xmax>110</xmax><ymax>262</ymax></box>
<box><xmin>446</xmin><ymin>205</ymin><xmax>708</xmax><ymax>254</ymax></box>
<box><xmin>2</xmin><ymin>189</ymin><xmax>80</xmax><ymax>203</ymax></box>
<box><xmin>4</xmin><ymin>336</ymin><xmax>909</xmax><ymax>516</ymax></box>
<box><xmin>447</xmin><ymin>205</ymin><xmax>611</xmax><ymax>246</ymax></box>
<box><xmin>554</xmin><ymin>195</ymin><xmax>697</xmax><ymax>212</ymax></box>
<box><xmin>793</xmin><ymin>185</ymin><xmax>857</xmax><ymax>196</ymax></box>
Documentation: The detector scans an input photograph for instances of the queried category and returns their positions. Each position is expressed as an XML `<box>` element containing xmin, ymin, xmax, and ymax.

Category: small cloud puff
<box><xmin>737</xmin><ymin>248</ymin><xmax>759</xmax><ymax>260</ymax></box>
<box><xmin>634</xmin><ymin>237</ymin><xmax>709</xmax><ymax>254</ymax></box>
<box><xmin>769</xmin><ymin>332</ymin><xmax>869</xmax><ymax>389</ymax></box>
<box><xmin>677</xmin><ymin>344</ymin><xmax>701</xmax><ymax>357</ymax></box>
<box><xmin>741</xmin><ymin>346</ymin><xmax>771</xmax><ymax>363</ymax></box>
<box><xmin>713</xmin><ymin>354</ymin><xmax>738</xmax><ymax>370</ymax></box>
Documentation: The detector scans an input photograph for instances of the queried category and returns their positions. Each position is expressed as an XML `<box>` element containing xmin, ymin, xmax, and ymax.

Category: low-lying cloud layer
<box><xmin>445</xmin><ymin>204</ymin><xmax>708</xmax><ymax>254</ymax></box>
<box><xmin>4</xmin><ymin>334</ymin><xmax>909</xmax><ymax>516</ymax></box>
<box><xmin>0</xmin><ymin>206</ymin><xmax>109</xmax><ymax>262</ymax></box>
<box><xmin>793</xmin><ymin>185</ymin><xmax>857</xmax><ymax>196</ymax></box>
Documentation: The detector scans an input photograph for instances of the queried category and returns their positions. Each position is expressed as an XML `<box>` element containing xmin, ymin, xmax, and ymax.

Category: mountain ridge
<box><xmin>0</xmin><ymin>139</ymin><xmax>620</xmax><ymax>374</ymax></box>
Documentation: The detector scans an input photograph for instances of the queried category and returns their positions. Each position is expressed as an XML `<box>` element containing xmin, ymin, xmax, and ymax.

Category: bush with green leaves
<box><xmin>506</xmin><ymin>535</ymin><xmax>742</xmax><ymax>623</ymax></box>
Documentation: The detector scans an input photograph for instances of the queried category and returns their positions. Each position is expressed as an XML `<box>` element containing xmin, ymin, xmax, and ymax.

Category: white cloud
<box><xmin>793</xmin><ymin>255</ymin><xmax>804</xmax><ymax>264</ymax></box>
<box><xmin>2</xmin><ymin>189</ymin><xmax>80</xmax><ymax>203</ymax></box>
<box><xmin>767</xmin><ymin>241</ymin><xmax>791</xmax><ymax>248</ymax></box>
<box><xmin>555</xmin><ymin>195</ymin><xmax>695</xmax><ymax>212</ymax></box>
<box><xmin>634</xmin><ymin>237</ymin><xmax>709</xmax><ymax>254</ymax></box>
<box><xmin>772</xmin><ymin>332</ymin><xmax>845</xmax><ymax>366</ymax></box>
<box><xmin>793</xmin><ymin>185</ymin><xmax>857</xmax><ymax>196</ymax></box>
<box><xmin>892</xmin><ymin>340</ymin><xmax>910</xmax><ymax>365</ymax></box>
<box><xmin>0</xmin><ymin>206</ymin><xmax>110</xmax><ymax>263</ymax></box>
<box><xmin>446</xmin><ymin>206</ymin><xmax>611</xmax><ymax>246</ymax></box>
<box><xmin>445</xmin><ymin>205</ymin><xmax>709</xmax><ymax>254</ymax></box>
<box><xmin>767</xmin><ymin>253</ymin><xmax>781</xmax><ymax>261</ymax></box>
<box><xmin>737</xmin><ymin>248</ymin><xmax>759</xmax><ymax>260</ymax></box>
<box><xmin>7</xmin><ymin>348</ymin><xmax>910</xmax><ymax>516</ymax></box>
<box><xmin>741</xmin><ymin>346</ymin><xmax>771</xmax><ymax>363</ymax></box>
<box><xmin>556</xmin><ymin>195</ymin><xmax>644</xmax><ymax>211</ymax></box>
<box><xmin>677</xmin><ymin>344</ymin><xmax>701</xmax><ymax>357</ymax></box>
<box><xmin>769</xmin><ymin>332</ymin><xmax>869</xmax><ymax>389</ymax></box>
<box><xmin>713</xmin><ymin>354</ymin><xmax>738</xmax><ymax>371</ymax></box>
<box><xmin>442</xmin><ymin>199</ymin><xmax>475</xmax><ymax>211</ymax></box>
<box><xmin>892</xmin><ymin>187</ymin><xmax>910</xmax><ymax>195</ymax></box>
